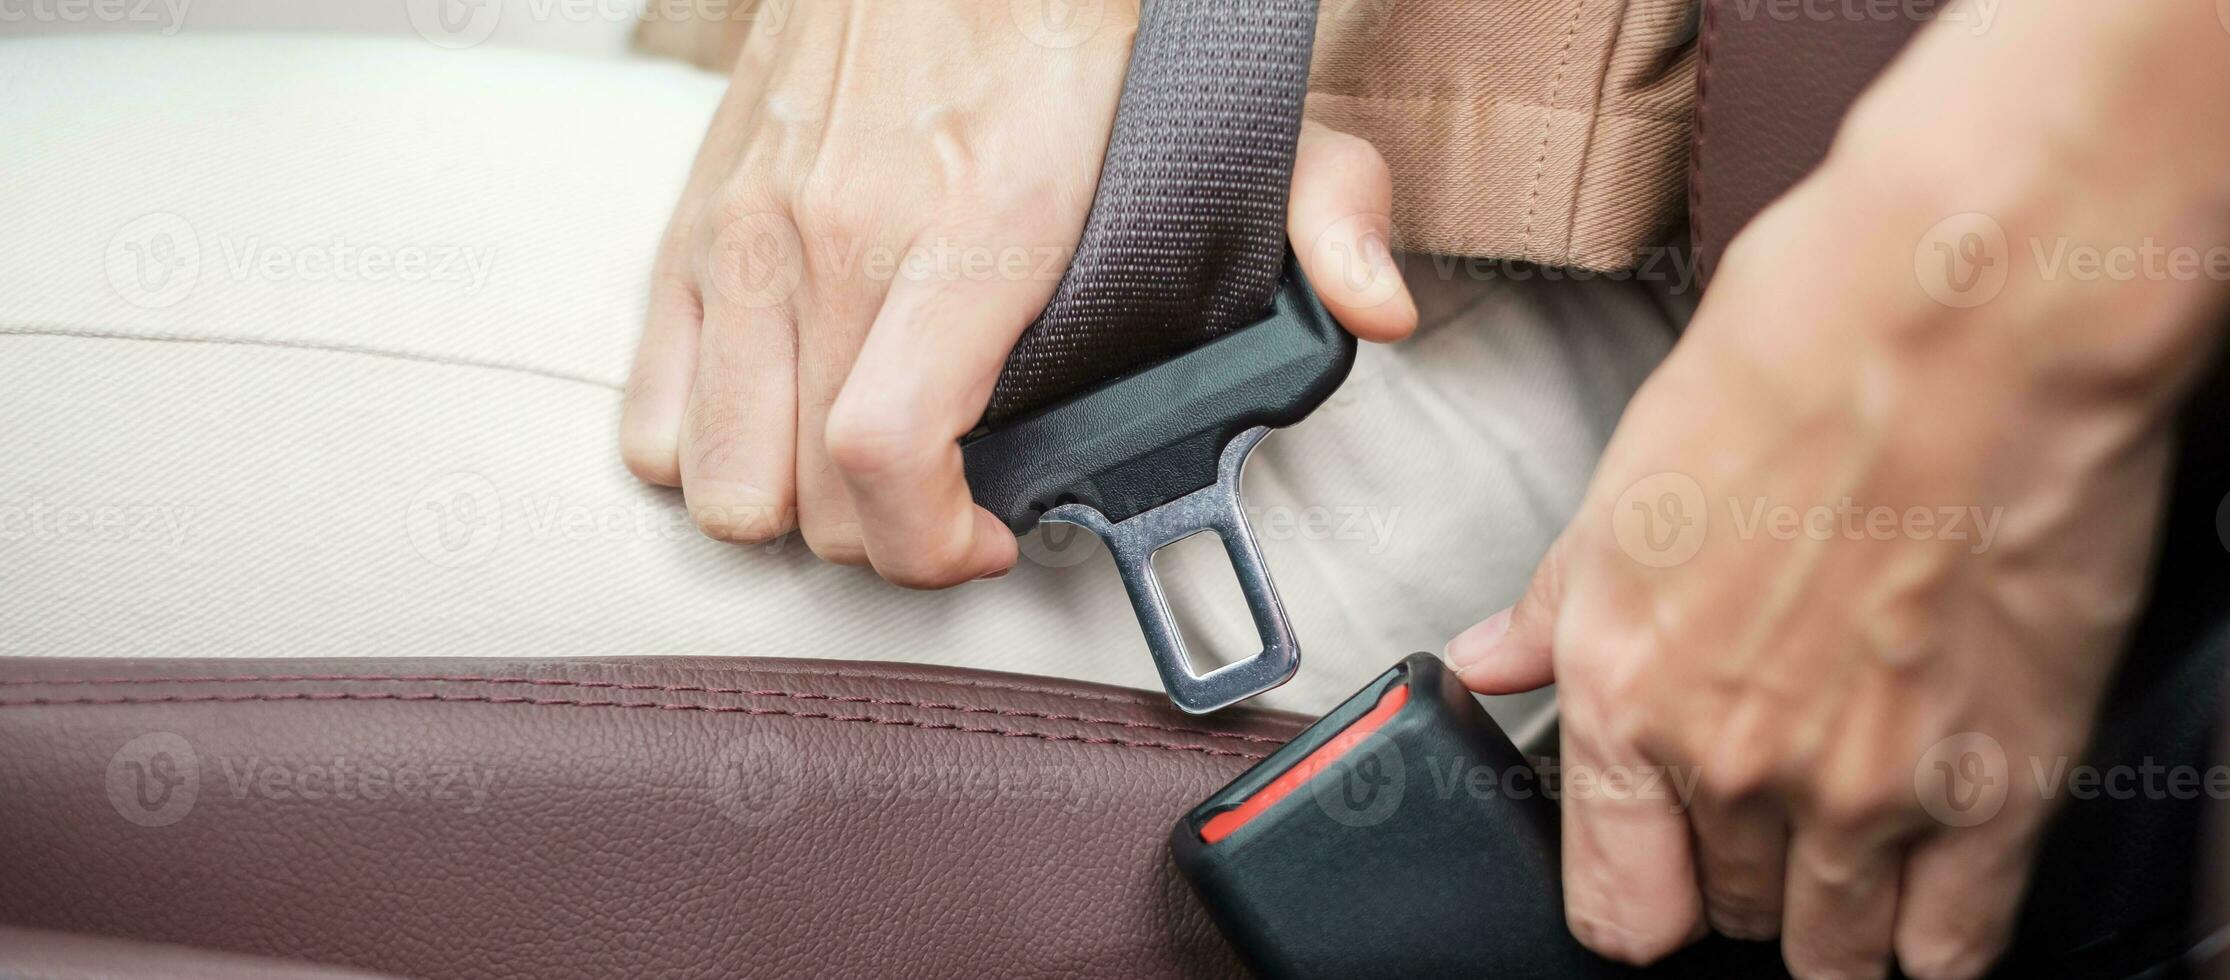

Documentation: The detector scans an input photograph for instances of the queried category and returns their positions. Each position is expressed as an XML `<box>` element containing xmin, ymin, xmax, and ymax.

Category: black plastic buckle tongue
<box><xmin>962</xmin><ymin>258</ymin><xmax>1357</xmax><ymax>713</ymax></box>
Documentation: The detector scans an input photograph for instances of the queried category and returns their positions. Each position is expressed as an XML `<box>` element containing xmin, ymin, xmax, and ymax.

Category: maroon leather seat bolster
<box><xmin>1689</xmin><ymin>0</ymin><xmax>1937</xmax><ymax>283</ymax></box>
<box><xmin>0</xmin><ymin>656</ymin><xmax>1312</xmax><ymax>980</ymax></box>
<box><xmin>0</xmin><ymin>925</ymin><xmax>405</xmax><ymax>980</ymax></box>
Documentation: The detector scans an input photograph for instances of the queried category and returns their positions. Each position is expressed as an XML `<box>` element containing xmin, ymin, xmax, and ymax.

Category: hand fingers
<box><xmin>1447</xmin><ymin>535</ymin><xmax>1568</xmax><ymax>694</ymax></box>
<box><xmin>679</xmin><ymin>199</ymin><xmax>803</xmax><ymax>543</ymax></box>
<box><xmin>1689</xmin><ymin>794</ymin><xmax>1791</xmax><ymax>941</ymax></box>
<box><xmin>1893</xmin><ymin>826</ymin><xmax>2033</xmax><ymax>980</ymax></box>
<box><xmin>791</xmin><ymin>264</ymin><xmax>876</xmax><ymax>566</ymax></box>
<box><xmin>620</xmin><ymin>59</ymin><xmax>771</xmax><ymax>487</ymax></box>
<box><xmin>1286</xmin><ymin>120</ymin><xmax>1417</xmax><ymax>343</ymax></box>
<box><xmin>1780</xmin><ymin>825</ymin><xmax>1903</xmax><ymax>980</ymax></box>
<box><xmin>823</xmin><ymin>230</ymin><xmax>1042</xmax><ymax>588</ymax></box>
<box><xmin>621</xmin><ymin>243</ymin><xmax>704</xmax><ymax>487</ymax></box>
<box><xmin>1557</xmin><ymin>714</ymin><xmax>1708</xmax><ymax>965</ymax></box>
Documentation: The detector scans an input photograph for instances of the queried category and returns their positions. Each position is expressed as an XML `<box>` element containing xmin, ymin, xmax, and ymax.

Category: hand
<box><xmin>619</xmin><ymin>0</ymin><xmax>1417</xmax><ymax>587</ymax></box>
<box><xmin>1448</xmin><ymin>182</ymin><xmax>2178</xmax><ymax>979</ymax></box>
<box><xmin>1449</xmin><ymin>6</ymin><xmax>2230</xmax><ymax>975</ymax></box>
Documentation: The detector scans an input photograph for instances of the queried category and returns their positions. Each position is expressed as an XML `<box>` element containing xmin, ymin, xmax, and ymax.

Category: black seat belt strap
<box><xmin>961</xmin><ymin>0</ymin><xmax>1353</xmax><ymax>713</ymax></box>
<box><xmin>984</xmin><ymin>0</ymin><xmax>1320</xmax><ymax>424</ymax></box>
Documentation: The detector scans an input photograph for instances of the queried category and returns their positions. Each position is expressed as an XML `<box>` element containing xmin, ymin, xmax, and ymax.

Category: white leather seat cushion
<box><xmin>0</xmin><ymin>35</ymin><xmax>1677</xmax><ymax>720</ymax></box>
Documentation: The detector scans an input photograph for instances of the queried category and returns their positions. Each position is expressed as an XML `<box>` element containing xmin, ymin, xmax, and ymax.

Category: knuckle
<box><xmin>875</xmin><ymin>558</ymin><xmax>969</xmax><ymax>591</ymax></box>
<box><xmin>1699</xmin><ymin>865</ymin><xmax>1783</xmax><ymax>925</ymax></box>
<box><xmin>869</xmin><ymin>533</ymin><xmax>983</xmax><ymax>591</ymax></box>
<box><xmin>1565</xmin><ymin>905</ymin><xmax>1692</xmax><ymax>967</ymax></box>
<box><xmin>1703</xmin><ymin>899</ymin><xmax>1781</xmax><ymax>942</ymax></box>
<box><xmin>1897</xmin><ymin>938</ymin><xmax>2003</xmax><ymax>980</ymax></box>
<box><xmin>789</xmin><ymin>170</ymin><xmax>870</xmax><ymax>244</ymax></box>
<box><xmin>1785</xmin><ymin>957</ymin><xmax>1890</xmax><ymax>980</ymax></box>
<box><xmin>619</xmin><ymin>427</ymin><xmax>681</xmax><ymax>487</ymax></box>
<box><xmin>689</xmin><ymin>497</ymin><xmax>791</xmax><ymax>544</ymax></box>
<box><xmin>703</xmin><ymin>186</ymin><xmax>778</xmax><ymax>243</ymax></box>
<box><xmin>1898</xmin><ymin>918</ymin><xmax>2010</xmax><ymax>980</ymax></box>
<box><xmin>1786</xmin><ymin>926</ymin><xmax>1893</xmax><ymax>980</ymax></box>
<box><xmin>1897</xmin><ymin>948</ymin><xmax>1996</xmax><ymax>980</ymax></box>
<box><xmin>1809</xmin><ymin>777</ymin><xmax>1905</xmax><ymax>832</ymax></box>
<box><xmin>1793</xmin><ymin>845</ymin><xmax>1878</xmax><ymax>897</ymax></box>
<box><xmin>822</xmin><ymin>405</ymin><xmax>924</xmax><ymax>479</ymax></box>
<box><xmin>1695</xmin><ymin>746</ymin><xmax>1777</xmax><ymax>803</ymax></box>
<box><xmin>1595</xmin><ymin>700</ymin><xmax>1662</xmax><ymax>756</ymax></box>
<box><xmin>685</xmin><ymin>397</ymin><xmax>752</xmax><ymax>476</ymax></box>
<box><xmin>803</xmin><ymin>525</ymin><xmax>868</xmax><ymax>566</ymax></box>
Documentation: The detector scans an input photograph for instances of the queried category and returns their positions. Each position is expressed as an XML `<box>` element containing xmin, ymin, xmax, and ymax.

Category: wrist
<box><xmin>1789</xmin><ymin>133</ymin><xmax>2228</xmax><ymax>417</ymax></box>
<box><xmin>1693</xmin><ymin>161</ymin><xmax>2204</xmax><ymax>480</ymax></box>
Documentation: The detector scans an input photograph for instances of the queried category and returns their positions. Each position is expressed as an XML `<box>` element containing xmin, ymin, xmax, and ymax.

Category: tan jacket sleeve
<box><xmin>1307</xmin><ymin>0</ymin><xmax>1697</xmax><ymax>269</ymax></box>
<box><xmin>635</xmin><ymin>0</ymin><xmax>1699</xmax><ymax>271</ymax></box>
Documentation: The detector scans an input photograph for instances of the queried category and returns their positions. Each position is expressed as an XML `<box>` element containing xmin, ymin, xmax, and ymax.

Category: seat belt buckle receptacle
<box><xmin>961</xmin><ymin>258</ymin><xmax>1356</xmax><ymax>713</ymax></box>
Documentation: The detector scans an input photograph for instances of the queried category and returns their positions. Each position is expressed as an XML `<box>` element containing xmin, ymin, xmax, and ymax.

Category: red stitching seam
<box><xmin>0</xmin><ymin>673</ymin><xmax>1287</xmax><ymax>746</ymax></box>
<box><xmin>0</xmin><ymin>691</ymin><xmax>1269</xmax><ymax>761</ymax></box>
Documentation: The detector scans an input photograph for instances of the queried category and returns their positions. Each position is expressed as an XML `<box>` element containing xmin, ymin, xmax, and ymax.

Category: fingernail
<box><xmin>1444</xmin><ymin>607</ymin><xmax>1513</xmax><ymax>674</ymax></box>
<box><xmin>976</xmin><ymin>568</ymin><xmax>1010</xmax><ymax>581</ymax></box>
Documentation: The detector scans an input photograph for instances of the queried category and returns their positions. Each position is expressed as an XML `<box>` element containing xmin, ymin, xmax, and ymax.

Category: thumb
<box><xmin>1446</xmin><ymin>536</ymin><xmax>1568</xmax><ymax>693</ymax></box>
<box><xmin>1287</xmin><ymin>120</ymin><xmax>1418</xmax><ymax>342</ymax></box>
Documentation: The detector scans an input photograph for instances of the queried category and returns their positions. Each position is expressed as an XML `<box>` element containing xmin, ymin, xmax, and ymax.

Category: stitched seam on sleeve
<box><xmin>1690</xmin><ymin>0</ymin><xmax>1719</xmax><ymax>273</ymax></box>
<box><xmin>1520</xmin><ymin>0</ymin><xmax>1592</xmax><ymax>262</ymax></box>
